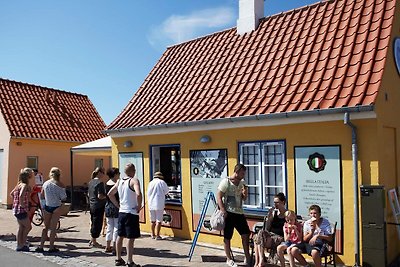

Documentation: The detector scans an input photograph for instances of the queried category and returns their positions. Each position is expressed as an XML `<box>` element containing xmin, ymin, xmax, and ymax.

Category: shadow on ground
<box><xmin>0</xmin><ymin>233</ymin><xmax>15</xmax><ymax>241</ymax></box>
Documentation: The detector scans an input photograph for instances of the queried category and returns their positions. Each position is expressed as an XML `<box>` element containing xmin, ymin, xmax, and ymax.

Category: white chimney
<box><xmin>237</xmin><ymin>0</ymin><xmax>264</xmax><ymax>35</ymax></box>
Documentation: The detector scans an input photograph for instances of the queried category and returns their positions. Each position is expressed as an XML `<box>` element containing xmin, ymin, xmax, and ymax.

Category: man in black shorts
<box><xmin>108</xmin><ymin>164</ymin><xmax>142</xmax><ymax>267</ymax></box>
<box><xmin>217</xmin><ymin>164</ymin><xmax>250</xmax><ymax>267</ymax></box>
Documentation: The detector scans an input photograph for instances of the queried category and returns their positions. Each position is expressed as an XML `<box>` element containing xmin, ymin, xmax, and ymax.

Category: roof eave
<box><xmin>105</xmin><ymin>105</ymin><xmax>374</xmax><ymax>135</ymax></box>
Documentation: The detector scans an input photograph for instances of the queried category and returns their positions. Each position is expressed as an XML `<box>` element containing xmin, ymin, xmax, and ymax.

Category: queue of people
<box><xmin>11</xmin><ymin>162</ymin><xmax>332</xmax><ymax>267</ymax></box>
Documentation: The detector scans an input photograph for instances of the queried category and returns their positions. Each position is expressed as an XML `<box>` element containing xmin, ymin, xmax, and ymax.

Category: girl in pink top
<box><xmin>10</xmin><ymin>168</ymin><xmax>34</xmax><ymax>251</ymax></box>
<box><xmin>277</xmin><ymin>210</ymin><xmax>303</xmax><ymax>267</ymax></box>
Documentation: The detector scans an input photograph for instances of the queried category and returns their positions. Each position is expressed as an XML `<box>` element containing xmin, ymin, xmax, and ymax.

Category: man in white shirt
<box><xmin>147</xmin><ymin>172</ymin><xmax>169</xmax><ymax>240</ymax></box>
<box><xmin>108</xmin><ymin>163</ymin><xmax>142</xmax><ymax>267</ymax></box>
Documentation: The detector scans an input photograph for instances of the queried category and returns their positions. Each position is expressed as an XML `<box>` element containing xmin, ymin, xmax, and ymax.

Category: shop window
<box><xmin>151</xmin><ymin>145</ymin><xmax>181</xmax><ymax>203</ymax></box>
<box><xmin>239</xmin><ymin>141</ymin><xmax>286</xmax><ymax>211</ymax></box>
<box><xmin>27</xmin><ymin>156</ymin><xmax>38</xmax><ymax>169</ymax></box>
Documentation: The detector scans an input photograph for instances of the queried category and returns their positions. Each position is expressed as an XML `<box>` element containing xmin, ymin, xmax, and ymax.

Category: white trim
<box><xmin>109</xmin><ymin>111</ymin><xmax>376</xmax><ymax>138</ymax></box>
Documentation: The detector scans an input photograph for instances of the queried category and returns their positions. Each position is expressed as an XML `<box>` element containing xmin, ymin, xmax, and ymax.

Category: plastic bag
<box><xmin>210</xmin><ymin>209</ymin><xmax>225</xmax><ymax>231</ymax></box>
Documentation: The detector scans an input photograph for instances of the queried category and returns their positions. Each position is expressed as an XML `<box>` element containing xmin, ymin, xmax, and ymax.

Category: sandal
<box><xmin>35</xmin><ymin>247</ymin><xmax>44</xmax><ymax>253</ymax></box>
<box><xmin>104</xmin><ymin>247</ymin><xmax>113</xmax><ymax>253</ymax></box>
<box><xmin>127</xmin><ymin>262</ymin><xmax>141</xmax><ymax>267</ymax></box>
<box><xmin>115</xmin><ymin>258</ymin><xmax>126</xmax><ymax>266</ymax></box>
<box><xmin>89</xmin><ymin>241</ymin><xmax>103</xmax><ymax>248</ymax></box>
<box><xmin>48</xmin><ymin>247</ymin><xmax>60</xmax><ymax>253</ymax></box>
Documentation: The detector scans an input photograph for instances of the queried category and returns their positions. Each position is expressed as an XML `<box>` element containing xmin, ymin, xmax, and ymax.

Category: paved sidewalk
<box><xmin>0</xmin><ymin>208</ymin><xmax>250</xmax><ymax>267</ymax></box>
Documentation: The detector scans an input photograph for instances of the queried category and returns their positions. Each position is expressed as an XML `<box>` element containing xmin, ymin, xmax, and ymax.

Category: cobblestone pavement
<box><xmin>0</xmin><ymin>208</ymin><xmax>253</xmax><ymax>267</ymax></box>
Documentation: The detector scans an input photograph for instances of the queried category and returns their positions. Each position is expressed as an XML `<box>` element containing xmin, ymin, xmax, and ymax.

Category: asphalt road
<box><xmin>0</xmin><ymin>245</ymin><xmax>60</xmax><ymax>267</ymax></box>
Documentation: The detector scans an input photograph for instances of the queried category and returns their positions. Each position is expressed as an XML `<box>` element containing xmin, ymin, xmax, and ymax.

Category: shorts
<box><xmin>295</xmin><ymin>242</ymin><xmax>326</xmax><ymax>255</ymax></box>
<box><xmin>282</xmin><ymin>240</ymin><xmax>295</xmax><ymax>247</ymax></box>
<box><xmin>150</xmin><ymin>210</ymin><xmax>163</xmax><ymax>222</ymax></box>
<box><xmin>45</xmin><ymin>205</ymin><xmax>60</xmax><ymax>213</ymax></box>
<box><xmin>118</xmin><ymin>212</ymin><xmax>141</xmax><ymax>239</ymax></box>
<box><xmin>223</xmin><ymin>212</ymin><xmax>250</xmax><ymax>240</ymax></box>
<box><xmin>14</xmin><ymin>212</ymin><xmax>28</xmax><ymax>220</ymax></box>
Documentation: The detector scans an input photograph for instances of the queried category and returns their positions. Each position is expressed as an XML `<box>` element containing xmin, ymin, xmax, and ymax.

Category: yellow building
<box><xmin>106</xmin><ymin>0</ymin><xmax>400</xmax><ymax>265</ymax></box>
<box><xmin>0</xmin><ymin>78</ymin><xmax>109</xmax><ymax>208</ymax></box>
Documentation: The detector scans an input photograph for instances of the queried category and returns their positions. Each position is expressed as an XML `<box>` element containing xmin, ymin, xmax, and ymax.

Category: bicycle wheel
<box><xmin>32</xmin><ymin>208</ymin><xmax>44</xmax><ymax>226</ymax></box>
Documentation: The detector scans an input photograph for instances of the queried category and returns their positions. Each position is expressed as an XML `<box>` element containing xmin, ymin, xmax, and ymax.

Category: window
<box><xmin>239</xmin><ymin>141</ymin><xmax>286</xmax><ymax>210</ymax></box>
<box><xmin>94</xmin><ymin>159</ymin><xmax>103</xmax><ymax>168</ymax></box>
<box><xmin>151</xmin><ymin>145</ymin><xmax>181</xmax><ymax>203</ymax></box>
<box><xmin>27</xmin><ymin>156</ymin><xmax>38</xmax><ymax>169</ymax></box>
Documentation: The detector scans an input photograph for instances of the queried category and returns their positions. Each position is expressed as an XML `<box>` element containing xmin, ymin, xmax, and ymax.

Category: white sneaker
<box><xmin>226</xmin><ymin>259</ymin><xmax>238</xmax><ymax>267</ymax></box>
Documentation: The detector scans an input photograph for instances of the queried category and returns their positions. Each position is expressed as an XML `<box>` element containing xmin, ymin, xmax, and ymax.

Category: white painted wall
<box><xmin>0</xmin><ymin>112</ymin><xmax>10</xmax><ymax>207</ymax></box>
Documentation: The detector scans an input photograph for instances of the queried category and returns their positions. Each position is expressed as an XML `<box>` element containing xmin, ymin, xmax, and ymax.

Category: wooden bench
<box><xmin>299</xmin><ymin>221</ymin><xmax>337</xmax><ymax>267</ymax></box>
<box><xmin>320</xmin><ymin>222</ymin><xmax>337</xmax><ymax>267</ymax></box>
<box><xmin>250</xmin><ymin>218</ymin><xmax>337</xmax><ymax>267</ymax></box>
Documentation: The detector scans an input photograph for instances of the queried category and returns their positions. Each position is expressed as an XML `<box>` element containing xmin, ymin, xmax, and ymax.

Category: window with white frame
<box><xmin>239</xmin><ymin>141</ymin><xmax>286</xmax><ymax>211</ymax></box>
<box><xmin>27</xmin><ymin>156</ymin><xmax>38</xmax><ymax>169</ymax></box>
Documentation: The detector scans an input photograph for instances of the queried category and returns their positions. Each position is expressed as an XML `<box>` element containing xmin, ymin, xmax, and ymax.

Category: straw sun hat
<box><xmin>153</xmin><ymin>172</ymin><xmax>164</xmax><ymax>179</ymax></box>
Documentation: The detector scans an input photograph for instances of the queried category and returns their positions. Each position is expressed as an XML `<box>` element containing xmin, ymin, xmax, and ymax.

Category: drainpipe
<box><xmin>344</xmin><ymin>112</ymin><xmax>361</xmax><ymax>267</ymax></box>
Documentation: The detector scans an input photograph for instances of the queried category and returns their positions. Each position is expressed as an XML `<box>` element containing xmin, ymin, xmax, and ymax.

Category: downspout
<box><xmin>344</xmin><ymin>112</ymin><xmax>361</xmax><ymax>267</ymax></box>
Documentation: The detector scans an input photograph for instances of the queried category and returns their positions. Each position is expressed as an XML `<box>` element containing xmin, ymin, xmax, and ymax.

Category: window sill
<box><xmin>165</xmin><ymin>201</ymin><xmax>182</xmax><ymax>206</ymax></box>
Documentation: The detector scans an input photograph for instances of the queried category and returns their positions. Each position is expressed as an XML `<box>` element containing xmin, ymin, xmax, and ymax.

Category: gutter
<box><xmin>344</xmin><ymin>112</ymin><xmax>361</xmax><ymax>267</ymax></box>
<box><xmin>105</xmin><ymin>105</ymin><xmax>374</xmax><ymax>134</ymax></box>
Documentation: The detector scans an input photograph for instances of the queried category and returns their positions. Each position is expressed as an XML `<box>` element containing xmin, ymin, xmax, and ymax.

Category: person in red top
<box><xmin>28</xmin><ymin>169</ymin><xmax>44</xmax><ymax>222</ymax></box>
<box><xmin>10</xmin><ymin>168</ymin><xmax>34</xmax><ymax>251</ymax></box>
<box><xmin>277</xmin><ymin>210</ymin><xmax>303</xmax><ymax>267</ymax></box>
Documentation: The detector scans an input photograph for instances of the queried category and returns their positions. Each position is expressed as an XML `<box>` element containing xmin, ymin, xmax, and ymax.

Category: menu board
<box><xmin>118</xmin><ymin>152</ymin><xmax>145</xmax><ymax>222</ymax></box>
<box><xmin>190</xmin><ymin>149</ymin><xmax>228</xmax><ymax>232</ymax></box>
<box><xmin>295</xmin><ymin>146</ymin><xmax>342</xmax><ymax>234</ymax></box>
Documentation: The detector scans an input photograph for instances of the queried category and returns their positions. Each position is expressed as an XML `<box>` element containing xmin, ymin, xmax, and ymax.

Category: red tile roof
<box><xmin>0</xmin><ymin>78</ymin><xmax>106</xmax><ymax>142</ymax></box>
<box><xmin>107</xmin><ymin>0</ymin><xmax>396</xmax><ymax>131</ymax></box>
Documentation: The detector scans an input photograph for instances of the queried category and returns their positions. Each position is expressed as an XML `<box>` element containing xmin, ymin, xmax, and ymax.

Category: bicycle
<box><xmin>30</xmin><ymin>188</ymin><xmax>62</xmax><ymax>230</ymax></box>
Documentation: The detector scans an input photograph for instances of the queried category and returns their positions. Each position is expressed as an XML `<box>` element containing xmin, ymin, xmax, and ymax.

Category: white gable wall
<box><xmin>0</xmin><ymin>112</ymin><xmax>11</xmax><ymax>207</ymax></box>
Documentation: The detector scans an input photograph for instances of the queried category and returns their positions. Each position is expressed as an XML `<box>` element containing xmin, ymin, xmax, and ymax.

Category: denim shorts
<box><xmin>44</xmin><ymin>205</ymin><xmax>60</xmax><ymax>213</ymax></box>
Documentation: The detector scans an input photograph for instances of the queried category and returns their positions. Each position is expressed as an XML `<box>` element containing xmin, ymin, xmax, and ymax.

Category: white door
<box><xmin>0</xmin><ymin>150</ymin><xmax>4</xmax><ymax>202</ymax></box>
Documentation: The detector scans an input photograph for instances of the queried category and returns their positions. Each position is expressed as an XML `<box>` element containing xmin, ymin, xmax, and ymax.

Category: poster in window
<box><xmin>295</xmin><ymin>145</ymin><xmax>342</xmax><ymax>253</ymax></box>
<box><xmin>190</xmin><ymin>149</ymin><xmax>228</xmax><ymax>233</ymax></box>
<box><xmin>388</xmin><ymin>188</ymin><xmax>400</xmax><ymax>239</ymax></box>
<box><xmin>119</xmin><ymin>152</ymin><xmax>145</xmax><ymax>222</ymax></box>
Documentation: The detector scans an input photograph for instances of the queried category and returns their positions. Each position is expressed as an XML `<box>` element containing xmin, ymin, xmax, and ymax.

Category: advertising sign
<box><xmin>295</xmin><ymin>146</ymin><xmax>342</xmax><ymax>252</ymax></box>
<box><xmin>190</xmin><ymin>149</ymin><xmax>228</xmax><ymax>232</ymax></box>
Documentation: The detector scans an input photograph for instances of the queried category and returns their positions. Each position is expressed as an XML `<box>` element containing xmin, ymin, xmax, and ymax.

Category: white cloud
<box><xmin>147</xmin><ymin>7</ymin><xmax>235</xmax><ymax>51</ymax></box>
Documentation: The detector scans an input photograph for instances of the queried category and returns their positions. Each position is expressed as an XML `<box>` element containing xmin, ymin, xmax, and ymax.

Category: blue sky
<box><xmin>0</xmin><ymin>0</ymin><xmax>317</xmax><ymax>125</ymax></box>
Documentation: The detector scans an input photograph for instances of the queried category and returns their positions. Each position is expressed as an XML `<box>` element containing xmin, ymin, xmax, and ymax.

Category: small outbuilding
<box><xmin>0</xmin><ymin>78</ymin><xmax>108</xmax><ymax>208</ymax></box>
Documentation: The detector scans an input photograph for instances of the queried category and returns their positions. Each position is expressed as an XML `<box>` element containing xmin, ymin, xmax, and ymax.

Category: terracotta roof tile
<box><xmin>107</xmin><ymin>0</ymin><xmax>397</xmax><ymax>130</ymax></box>
<box><xmin>0</xmin><ymin>78</ymin><xmax>106</xmax><ymax>142</ymax></box>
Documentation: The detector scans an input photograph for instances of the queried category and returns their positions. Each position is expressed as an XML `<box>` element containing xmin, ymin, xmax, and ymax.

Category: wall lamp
<box><xmin>123</xmin><ymin>140</ymin><xmax>133</xmax><ymax>148</ymax></box>
<box><xmin>200</xmin><ymin>135</ymin><xmax>211</xmax><ymax>143</ymax></box>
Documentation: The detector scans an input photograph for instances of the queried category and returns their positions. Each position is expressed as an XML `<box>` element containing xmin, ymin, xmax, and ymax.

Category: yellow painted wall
<box><xmin>373</xmin><ymin>0</ymin><xmax>400</xmax><ymax>260</ymax></box>
<box><xmin>3</xmin><ymin>138</ymin><xmax>110</xmax><ymax>207</ymax></box>
<box><xmin>111</xmin><ymin>117</ymin><xmax>379</xmax><ymax>266</ymax></box>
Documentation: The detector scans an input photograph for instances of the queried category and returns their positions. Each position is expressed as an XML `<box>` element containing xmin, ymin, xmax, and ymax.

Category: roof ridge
<box><xmin>262</xmin><ymin>0</ymin><xmax>335</xmax><ymax>23</ymax></box>
<box><xmin>166</xmin><ymin>0</ymin><xmax>335</xmax><ymax>49</ymax></box>
<box><xmin>0</xmin><ymin>77</ymin><xmax>88</xmax><ymax>98</ymax></box>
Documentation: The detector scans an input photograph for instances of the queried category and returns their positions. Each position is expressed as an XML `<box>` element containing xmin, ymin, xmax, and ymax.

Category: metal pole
<box><xmin>70</xmin><ymin>149</ymin><xmax>74</xmax><ymax>210</ymax></box>
<box><xmin>344</xmin><ymin>112</ymin><xmax>361</xmax><ymax>267</ymax></box>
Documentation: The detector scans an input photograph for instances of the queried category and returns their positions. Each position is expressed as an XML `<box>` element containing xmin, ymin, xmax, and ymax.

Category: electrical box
<box><xmin>360</xmin><ymin>185</ymin><xmax>387</xmax><ymax>267</ymax></box>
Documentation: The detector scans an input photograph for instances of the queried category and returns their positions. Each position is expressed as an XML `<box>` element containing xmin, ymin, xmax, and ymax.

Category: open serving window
<box><xmin>150</xmin><ymin>144</ymin><xmax>182</xmax><ymax>204</ymax></box>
